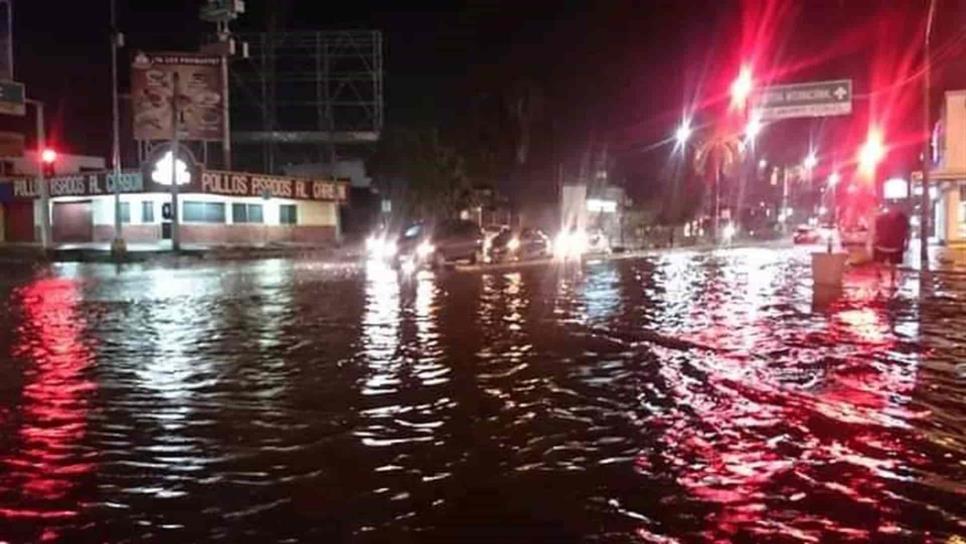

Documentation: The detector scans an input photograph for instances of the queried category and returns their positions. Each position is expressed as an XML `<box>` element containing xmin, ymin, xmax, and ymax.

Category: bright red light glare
<box><xmin>41</xmin><ymin>149</ymin><xmax>57</xmax><ymax>164</ymax></box>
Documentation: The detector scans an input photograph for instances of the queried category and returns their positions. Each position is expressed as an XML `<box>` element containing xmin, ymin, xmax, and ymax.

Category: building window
<box><xmin>279</xmin><ymin>204</ymin><xmax>297</xmax><ymax>225</ymax></box>
<box><xmin>142</xmin><ymin>201</ymin><xmax>155</xmax><ymax>223</ymax></box>
<box><xmin>119</xmin><ymin>202</ymin><xmax>131</xmax><ymax>224</ymax></box>
<box><xmin>183</xmin><ymin>201</ymin><xmax>226</xmax><ymax>223</ymax></box>
<box><xmin>232</xmin><ymin>203</ymin><xmax>264</xmax><ymax>224</ymax></box>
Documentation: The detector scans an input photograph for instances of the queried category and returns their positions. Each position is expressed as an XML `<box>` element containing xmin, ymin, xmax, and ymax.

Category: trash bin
<box><xmin>811</xmin><ymin>252</ymin><xmax>848</xmax><ymax>287</ymax></box>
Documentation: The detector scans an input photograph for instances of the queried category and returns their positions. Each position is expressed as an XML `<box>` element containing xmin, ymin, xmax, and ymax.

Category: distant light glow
<box><xmin>586</xmin><ymin>198</ymin><xmax>617</xmax><ymax>213</ymax></box>
<box><xmin>41</xmin><ymin>149</ymin><xmax>57</xmax><ymax>164</ymax></box>
<box><xmin>803</xmin><ymin>152</ymin><xmax>818</xmax><ymax>170</ymax></box>
<box><xmin>911</xmin><ymin>185</ymin><xmax>938</xmax><ymax>199</ymax></box>
<box><xmin>828</xmin><ymin>172</ymin><xmax>841</xmax><ymax>187</ymax></box>
<box><xmin>416</xmin><ymin>241</ymin><xmax>435</xmax><ymax>258</ymax></box>
<box><xmin>883</xmin><ymin>178</ymin><xmax>908</xmax><ymax>200</ymax></box>
<box><xmin>554</xmin><ymin>229</ymin><xmax>587</xmax><ymax>259</ymax></box>
<box><xmin>722</xmin><ymin>223</ymin><xmax>737</xmax><ymax>241</ymax></box>
<box><xmin>366</xmin><ymin>236</ymin><xmax>397</xmax><ymax>260</ymax></box>
<box><xmin>507</xmin><ymin>237</ymin><xmax>521</xmax><ymax>251</ymax></box>
<box><xmin>675</xmin><ymin>119</ymin><xmax>692</xmax><ymax>146</ymax></box>
<box><xmin>731</xmin><ymin>66</ymin><xmax>753</xmax><ymax>109</ymax></box>
<box><xmin>858</xmin><ymin>129</ymin><xmax>885</xmax><ymax>177</ymax></box>
<box><xmin>758</xmin><ymin>158</ymin><xmax>767</xmax><ymax>169</ymax></box>
<box><xmin>745</xmin><ymin>112</ymin><xmax>762</xmax><ymax>141</ymax></box>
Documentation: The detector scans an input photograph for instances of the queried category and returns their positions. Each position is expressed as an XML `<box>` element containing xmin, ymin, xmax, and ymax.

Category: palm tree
<box><xmin>693</xmin><ymin>133</ymin><xmax>742</xmax><ymax>241</ymax></box>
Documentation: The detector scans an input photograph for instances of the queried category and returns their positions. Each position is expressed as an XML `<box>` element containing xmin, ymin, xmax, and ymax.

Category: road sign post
<box><xmin>753</xmin><ymin>79</ymin><xmax>852</xmax><ymax>121</ymax></box>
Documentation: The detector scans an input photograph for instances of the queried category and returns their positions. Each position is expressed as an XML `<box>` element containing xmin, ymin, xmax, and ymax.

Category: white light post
<box><xmin>25</xmin><ymin>98</ymin><xmax>50</xmax><ymax>249</ymax></box>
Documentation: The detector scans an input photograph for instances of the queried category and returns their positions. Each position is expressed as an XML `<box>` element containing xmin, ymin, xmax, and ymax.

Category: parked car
<box><xmin>489</xmin><ymin>227</ymin><xmax>552</xmax><ymax>262</ymax></box>
<box><xmin>793</xmin><ymin>225</ymin><xmax>821</xmax><ymax>244</ymax></box>
<box><xmin>396</xmin><ymin>220</ymin><xmax>484</xmax><ymax>268</ymax></box>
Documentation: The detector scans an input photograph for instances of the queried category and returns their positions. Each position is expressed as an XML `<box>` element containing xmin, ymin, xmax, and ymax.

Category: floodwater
<box><xmin>0</xmin><ymin>248</ymin><xmax>963</xmax><ymax>542</ymax></box>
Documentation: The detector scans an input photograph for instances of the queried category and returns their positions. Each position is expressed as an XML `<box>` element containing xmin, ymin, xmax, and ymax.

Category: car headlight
<box><xmin>554</xmin><ymin>230</ymin><xmax>587</xmax><ymax>257</ymax></box>
<box><xmin>366</xmin><ymin>236</ymin><xmax>380</xmax><ymax>254</ymax></box>
<box><xmin>366</xmin><ymin>236</ymin><xmax>398</xmax><ymax>259</ymax></box>
<box><xmin>416</xmin><ymin>241</ymin><xmax>435</xmax><ymax>258</ymax></box>
<box><xmin>507</xmin><ymin>237</ymin><xmax>520</xmax><ymax>251</ymax></box>
<box><xmin>382</xmin><ymin>241</ymin><xmax>398</xmax><ymax>257</ymax></box>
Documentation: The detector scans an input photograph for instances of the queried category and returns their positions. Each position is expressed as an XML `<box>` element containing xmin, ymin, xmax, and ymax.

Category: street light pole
<box><xmin>219</xmin><ymin>20</ymin><xmax>232</xmax><ymax>170</ymax></box>
<box><xmin>170</xmin><ymin>71</ymin><xmax>181</xmax><ymax>252</ymax></box>
<box><xmin>25</xmin><ymin>99</ymin><xmax>50</xmax><ymax>248</ymax></box>
<box><xmin>920</xmin><ymin>0</ymin><xmax>937</xmax><ymax>267</ymax></box>
<box><xmin>109</xmin><ymin>0</ymin><xmax>126</xmax><ymax>256</ymax></box>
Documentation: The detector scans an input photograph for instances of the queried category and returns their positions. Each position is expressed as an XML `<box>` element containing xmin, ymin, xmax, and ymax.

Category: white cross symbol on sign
<box><xmin>833</xmin><ymin>86</ymin><xmax>848</xmax><ymax>100</ymax></box>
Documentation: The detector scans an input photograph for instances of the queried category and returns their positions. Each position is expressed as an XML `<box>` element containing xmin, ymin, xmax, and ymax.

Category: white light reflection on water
<box><xmin>134</xmin><ymin>269</ymin><xmax>215</xmax><ymax>411</ymax></box>
<box><xmin>412</xmin><ymin>269</ymin><xmax>446</xmax><ymax>386</ymax></box>
<box><xmin>578</xmin><ymin>262</ymin><xmax>622</xmax><ymax>325</ymax></box>
<box><xmin>361</xmin><ymin>262</ymin><xmax>402</xmax><ymax>395</ymax></box>
<box><xmin>252</xmin><ymin>259</ymin><xmax>295</xmax><ymax>352</ymax></box>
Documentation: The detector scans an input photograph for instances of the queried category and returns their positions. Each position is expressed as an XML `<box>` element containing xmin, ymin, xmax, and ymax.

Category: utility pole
<box><xmin>920</xmin><ymin>0</ymin><xmax>937</xmax><ymax>267</ymax></box>
<box><xmin>170</xmin><ymin>72</ymin><xmax>181</xmax><ymax>252</ymax></box>
<box><xmin>109</xmin><ymin>0</ymin><xmax>126</xmax><ymax>257</ymax></box>
<box><xmin>780</xmin><ymin>166</ymin><xmax>789</xmax><ymax>234</ymax></box>
<box><xmin>26</xmin><ymin>99</ymin><xmax>50</xmax><ymax>248</ymax></box>
<box><xmin>219</xmin><ymin>20</ymin><xmax>231</xmax><ymax>169</ymax></box>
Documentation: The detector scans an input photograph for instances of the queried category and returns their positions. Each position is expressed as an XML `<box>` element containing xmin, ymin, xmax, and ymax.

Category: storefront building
<box><xmin>0</xmin><ymin>168</ymin><xmax>348</xmax><ymax>245</ymax></box>
<box><xmin>926</xmin><ymin>90</ymin><xmax>966</xmax><ymax>247</ymax></box>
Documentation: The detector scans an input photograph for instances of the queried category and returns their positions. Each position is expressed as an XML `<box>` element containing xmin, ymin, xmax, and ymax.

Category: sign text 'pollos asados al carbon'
<box><xmin>12</xmin><ymin>172</ymin><xmax>144</xmax><ymax>198</ymax></box>
<box><xmin>200</xmin><ymin>171</ymin><xmax>347</xmax><ymax>201</ymax></box>
<box><xmin>4</xmin><ymin>170</ymin><xmax>346</xmax><ymax>202</ymax></box>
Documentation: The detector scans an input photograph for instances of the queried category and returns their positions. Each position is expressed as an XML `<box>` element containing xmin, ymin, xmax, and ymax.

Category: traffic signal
<box><xmin>41</xmin><ymin>148</ymin><xmax>57</xmax><ymax>177</ymax></box>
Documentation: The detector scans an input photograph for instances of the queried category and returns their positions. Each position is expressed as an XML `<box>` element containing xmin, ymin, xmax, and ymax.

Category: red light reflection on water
<box><xmin>2</xmin><ymin>278</ymin><xmax>95</xmax><ymax>530</ymax></box>
<box><xmin>644</xmin><ymin>258</ymin><xmax>922</xmax><ymax>541</ymax></box>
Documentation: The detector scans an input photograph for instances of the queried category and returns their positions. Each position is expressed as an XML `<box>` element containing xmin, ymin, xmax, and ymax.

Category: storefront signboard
<box><xmin>0</xmin><ymin>170</ymin><xmax>348</xmax><ymax>203</ymax></box>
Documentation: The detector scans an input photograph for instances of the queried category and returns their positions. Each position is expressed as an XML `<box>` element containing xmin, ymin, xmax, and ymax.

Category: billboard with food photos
<box><xmin>131</xmin><ymin>51</ymin><xmax>224</xmax><ymax>141</ymax></box>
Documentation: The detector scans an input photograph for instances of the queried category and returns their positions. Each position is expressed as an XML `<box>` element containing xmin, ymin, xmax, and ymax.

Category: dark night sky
<box><xmin>6</xmin><ymin>0</ymin><xmax>966</xmax><ymax>201</ymax></box>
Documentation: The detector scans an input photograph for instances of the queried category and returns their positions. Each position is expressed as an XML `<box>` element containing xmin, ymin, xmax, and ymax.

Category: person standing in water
<box><xmin>873</xmin><ymin>206</ymin><xmax>911</xmax><ymax>284</ymax></box>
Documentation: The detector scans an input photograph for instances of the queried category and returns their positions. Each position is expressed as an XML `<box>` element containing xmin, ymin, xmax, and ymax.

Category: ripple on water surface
<box><xmin>0</xmin><ymin>252</ymin><xmax>962</xmax><ymax>542</ymax></box>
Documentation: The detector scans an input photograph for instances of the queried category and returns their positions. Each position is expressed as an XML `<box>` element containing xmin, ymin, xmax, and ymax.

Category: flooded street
<box><xmin>0</xmin><ymin>248</ymin><xmax>963</xmax><ymax>542</ymax></box>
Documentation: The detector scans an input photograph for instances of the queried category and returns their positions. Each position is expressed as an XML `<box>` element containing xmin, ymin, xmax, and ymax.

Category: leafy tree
<box><xmin>369</xmin><ymin>128</ymin><xmax>471</xmax><ymax>220</ymax></box>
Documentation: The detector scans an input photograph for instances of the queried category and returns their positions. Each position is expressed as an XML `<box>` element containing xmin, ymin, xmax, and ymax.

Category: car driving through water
<box><xmin>394</xmin><ymin>220</ymin><xmax>484</xmax><ymax>269</ymax></box>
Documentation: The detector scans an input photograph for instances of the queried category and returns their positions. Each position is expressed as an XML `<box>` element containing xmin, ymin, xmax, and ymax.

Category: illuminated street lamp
<box><xmin>731</xmin><ymin>65</ymin><xmax>753</xmax><ymax>109</ymax></box>
<box><xmin>858</xmin><ymin>129</ymin><xmax>885</xmax><ymax>177</ymax></box>
<box><xmin>674</xmin><ymin>119</ymin><xmax>692</xmax><ymax>147</ymax></box>
<box><xmin>827</xmin><ymin>172</ymin><xmax>841</xmax><ymax>187</ymax></box>
<box><xmin>758</xmin><ymin>158</ymin><xmax>767</xmax><ymax>169</ymax></box>
<box><xmin>803</xmin><ymin>151</ymin><xmax>817</xmax><ymax>170</ymax></box>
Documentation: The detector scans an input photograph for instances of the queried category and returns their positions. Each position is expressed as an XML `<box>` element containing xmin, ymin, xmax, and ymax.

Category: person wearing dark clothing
<box><xmin>873</xmin><ymin>207</ymin><xmax>910</xmax><ymax>282</ymax></box>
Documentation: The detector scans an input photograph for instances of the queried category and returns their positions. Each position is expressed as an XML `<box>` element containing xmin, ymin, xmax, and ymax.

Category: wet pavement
<box><xmin>0</xmin><ymin>247</ymin><xmax>963</xmax><ymax>542</ymax></box>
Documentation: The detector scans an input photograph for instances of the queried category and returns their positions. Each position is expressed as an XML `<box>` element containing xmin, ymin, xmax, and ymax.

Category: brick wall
<box><xmin>94</xmin><ymin>225</ymin><xmax>162</xmax><ymax>243</ymax></box>
<box><xmin>94</xmin><ymin>223</ymin><xmax>336</xmax><ymax>245</ymax></box>
<box><xmin>180</xmin><ymin>224</ymin><xmax>336</xmax><ymax>245</ymax></box>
